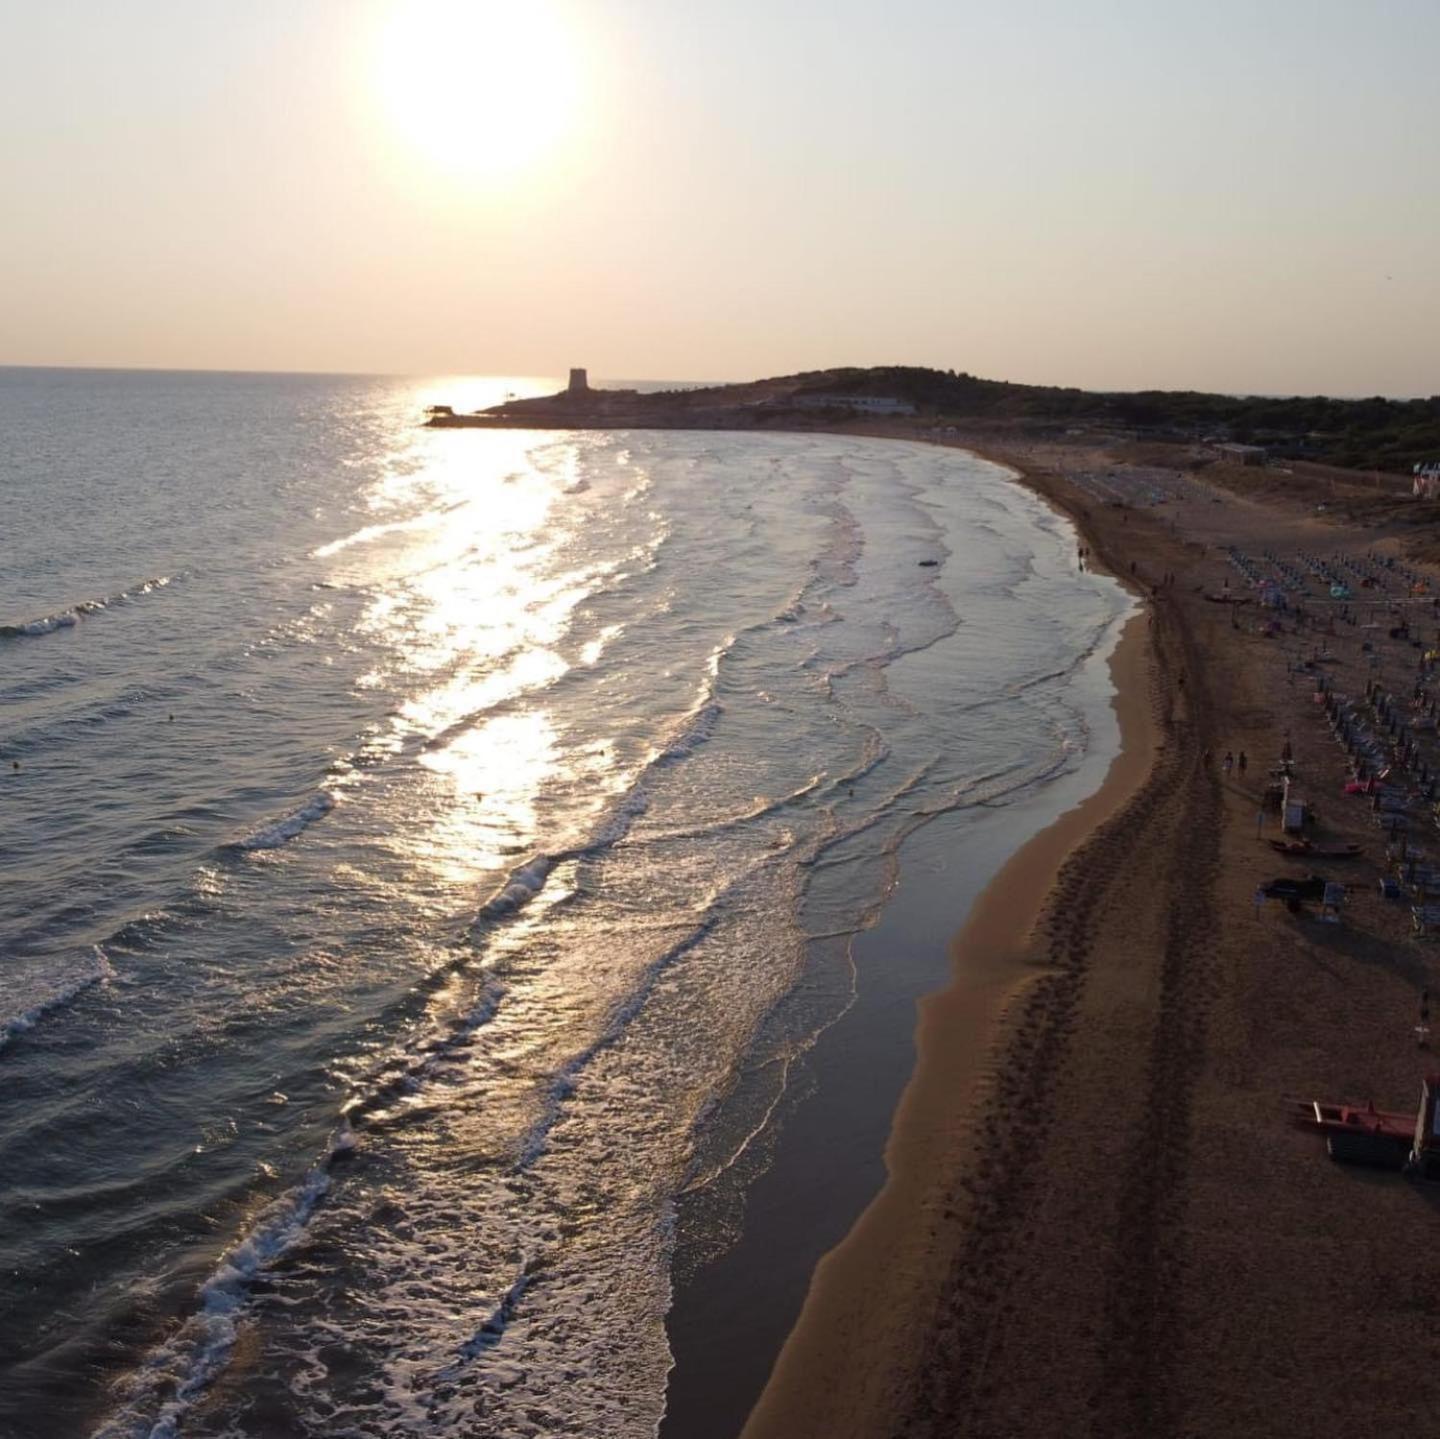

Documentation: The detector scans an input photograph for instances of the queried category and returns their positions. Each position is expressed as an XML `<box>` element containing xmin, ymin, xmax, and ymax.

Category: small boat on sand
<box><xmin>1288</xmin><ymin>1098</ymin><xmax>1415</xmax><ymax>1166</ymax></box>
<box><xmin>1267</xmin><ymin>839</ymin><xmax>1361</xmax><ymax>858</ymax></box>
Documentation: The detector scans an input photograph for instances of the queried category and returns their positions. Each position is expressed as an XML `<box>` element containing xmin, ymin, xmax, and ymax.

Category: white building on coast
<box><xmin>792</xmin><ymin>394</ymin><xmax>917</xmax><ymax>416</ymax></box>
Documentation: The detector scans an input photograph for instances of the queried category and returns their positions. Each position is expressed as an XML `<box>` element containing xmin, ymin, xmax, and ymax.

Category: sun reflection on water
<box><xmin>416</xmin><ymin>712</ymin><xmax>558</xmax><ymax>881</ymax></box>
<box><xmin>334</xmin><ymin>424</ymin><xmax>623</xmax><ymax>895</ymax></box>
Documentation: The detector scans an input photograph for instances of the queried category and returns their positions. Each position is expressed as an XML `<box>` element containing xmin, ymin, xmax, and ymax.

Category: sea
<box><xmin>0</xmin><ymin>368</ymin><xmax>1131</xmax><ymax>1438</ymax></box>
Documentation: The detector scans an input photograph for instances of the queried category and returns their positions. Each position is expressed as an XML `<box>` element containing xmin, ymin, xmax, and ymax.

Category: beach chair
<box><xmin>1412</xmin><ymin>905</ymin><xmax>1440</xmax><ymax>937</ymax></box>
<box><xmin>1411</xmin><ymin>868</ymin><xmax>1440</xmax><ymax>899</ymax></box>
<box><xmin>1319</xmin><ymin>883</ymin><xmax>1346</xmax><ymax>924</ymax></box>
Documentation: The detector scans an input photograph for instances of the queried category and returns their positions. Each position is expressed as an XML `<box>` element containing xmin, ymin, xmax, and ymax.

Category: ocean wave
<box><xmin>1001</xmin><ymin>608</ymin><xmax>1124</xmax><ymax>700</ymax></box>
<box><xmin>0</xmin><ymin>576</ymin><xmax>174</xmax><ymax>640</ymax></box>
<box><xmin>439</xmin><ymin>1255</ymin><xmax>541</xmax><ymax>1376</ymax></box>
<box><xmin>515</xmin><ymin>914</ymin><xmax>722</xmax><ymax>1170</ymax></box>
<box><xmin>0</xmin><ymin>947</ymin><xmax>114</xmax><ymax>1053</ymax></box>
<box><xmin>234</xmin><ymin>791</ymin><xmax>337</xmax><ymax>851</ymax></box>
<box><xmin>342</xmin><ymin>979</ymin><xmax>508</xmax><ymax>1129</ymax></box>
<box><xmin>504</xmin><ymin>841</ymin><xmax>801</xmax><ymax>1176</ymax></box>
<box><xmin>0</xmin><ymin>610</ymin><xmax>77</xmax><ymax>638</ymax></box>
<box><xmin>471</xmin><ymin>675</ymin><xmax>725</xmax><ymax>931</ymax></box>
<box><xmin>470</xmin><ymin>801</ymin><xmax>641</xmax><ymax>935</ymax></box>
<box><xmin>639</xmin><ymin>773</ymin><xmax>826</xmax><ymax>845</ymax></box>
<box><xmin>1</xmin><ymin>683</ymin><xmax>180</xmax><ymax>764</ymax></box>
<box><xmin>814</xmin><ymin>499</ymin><xmax>863</xmax><ymax>588</ymax></box>
<box><xmin>802</xmin><ymin>760</ymin><xmax>939</xmax><ymax>871</ymax></box>
<box><xmin>90</xmin><ymin>1122</ymin><xmax>356</xmax><ymax>1439</ymax></box>
<box><xmin>477</xmin><ymin>856</ymin><xmax>556</xmax><ymax>920</ymax></box>
<box><xmin>831</xmin><ymin>727</ymin><xmax>890</xmax><ymax>791</ymax></box>
<box><xmin>311</xmin><ymin>501</ymin><xmax>470</xmax><ymax>559</ymax></box>
<box><xmin>657</xmin><ymin>698</ymin><xmax>722</xmax><ymax>764</ymax></box>
<box><xmin>801</xmin><ymin>732</ymin><xmax>1080</xmax><ymax>897</ymax></box>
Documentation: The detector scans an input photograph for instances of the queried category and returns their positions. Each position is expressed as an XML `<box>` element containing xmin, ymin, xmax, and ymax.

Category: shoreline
<box><xmin>739</xmin><ymin>592</ymin><xmax>1157</xmax><ymax>1438</ymax></box>
<box><xmin>433</xmin><ymin>413</ymin><xmax>1440</xmax><ymax>1434</ymax></box>
<box><xmin>656</xmin><ymin>434</ymin><xmax>1153</xmax><ymax>1438</ymax></box>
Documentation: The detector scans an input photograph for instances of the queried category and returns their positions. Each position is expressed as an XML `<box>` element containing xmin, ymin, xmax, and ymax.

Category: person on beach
<box><xmin>1238</xmin><ymin>751</ymin><xmax>1248</xmax><ymax>776</ymax></box>
<box><xmin>1223</xmin><ymin>751</ymin><xmax>1234</xmax><ymax>775</ymax></box>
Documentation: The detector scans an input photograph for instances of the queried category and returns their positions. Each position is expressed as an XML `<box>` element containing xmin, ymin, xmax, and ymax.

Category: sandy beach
<box><xmin>742</xmin><ymin>607</ymin><xmax>1159</xmax><ymax>1439</ymax></box>
<box><xmin>738</xmin><ymin>428</ymin><xmax>1440</xmax><ymax>1437</ymax></box>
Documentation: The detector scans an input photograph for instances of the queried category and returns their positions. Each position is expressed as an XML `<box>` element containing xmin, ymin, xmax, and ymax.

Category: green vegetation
<box><xmin>774</xmin><ymin>366</ymin><xmax>1440</xmax><ymax>473</ymax></box>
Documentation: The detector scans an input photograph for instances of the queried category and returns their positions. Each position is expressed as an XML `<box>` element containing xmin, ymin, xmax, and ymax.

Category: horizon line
<box><xmin>0</xmin><ymin>361</ymin><xmax>1431</xmax><ymax>405</ymax></box>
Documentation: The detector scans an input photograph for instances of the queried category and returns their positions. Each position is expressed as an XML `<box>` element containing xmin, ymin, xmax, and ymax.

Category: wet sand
<box><xmin>740</xmin><ymin>609</ymin><xmax>1157</xmax><ymax>1439</ymax></box>
<box><xmin>660</xmin><ymin>614</ymin><xmax>1143</xmax><ymax>1437</ymax></box>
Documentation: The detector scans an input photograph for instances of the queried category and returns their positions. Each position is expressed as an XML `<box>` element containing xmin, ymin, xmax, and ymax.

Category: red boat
<box><xmin>1289</xmin><ymin>1077</ymin><xmax>1440</xmax><ymax>1174</ymax></box>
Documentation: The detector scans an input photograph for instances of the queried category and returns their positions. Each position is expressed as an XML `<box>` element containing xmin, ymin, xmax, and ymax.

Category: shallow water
<box><xmin>0</xmin><ymin>368</ymin><xmax>1129</xmax><ymax>1437</ymax></box>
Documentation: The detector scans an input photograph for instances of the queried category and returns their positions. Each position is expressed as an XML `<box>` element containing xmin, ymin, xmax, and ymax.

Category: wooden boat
<box><xmin>1288</xmin><ymin>1076</ymin><xmax>1440</xmax><ymax>1178</ymax></box>
<box><xmin>1267</xmin><ymin>839</ymin><xmax>1361</xmax><ymax>858</ymax></box>
<box><xmin>1287</xmin><ymin>1098</ymin><xmax>1413</xmax><ymax>1167</ymax></box>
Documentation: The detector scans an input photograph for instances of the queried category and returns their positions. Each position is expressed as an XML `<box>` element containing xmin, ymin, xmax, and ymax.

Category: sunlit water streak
<box><xmin>0</xmin><ymin>368</ymin><xmax>1129</xmax><ymax>1438</ymax></box>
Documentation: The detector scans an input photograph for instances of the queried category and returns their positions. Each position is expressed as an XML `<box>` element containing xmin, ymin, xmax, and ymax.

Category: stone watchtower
<box><xmin>568</xmin><ymin>368</ymin><xmax>589</xmax><ymax>395</ymax></box>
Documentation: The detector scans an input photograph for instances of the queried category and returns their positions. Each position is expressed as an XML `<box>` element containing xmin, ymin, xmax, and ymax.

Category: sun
<box><xmin>371</xmin><ymin>0</ymin><xmax>582</xmax><ymax>182</ymax></box>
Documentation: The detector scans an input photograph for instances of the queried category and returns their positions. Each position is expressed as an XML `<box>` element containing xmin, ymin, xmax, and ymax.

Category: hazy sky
<box><xmin>3</xmin><ymin>0</ymin><xmax>1437</xmax><ymax>395</ymax></box>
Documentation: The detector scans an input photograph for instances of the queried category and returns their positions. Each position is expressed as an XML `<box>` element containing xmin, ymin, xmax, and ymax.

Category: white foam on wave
<box><xmin>0</xmin><ymin>611</ymin><xmax>78</xmax><ymax>638</ymax></box>
<box><xmin>311</xmin><ymin>511</ymin><xmax>452</xmax><ymax>559</ymax></box>
<box><xmin>658</xmin><ymin>698</ymin><xmax>722</xmax><ymax>763</ymax></box>
<box><xmin>640</xmin><ymin>772</ymin><xmax>826</xmax><ymax>845</ymax></box>
<box><xmin>0</xmin><ymin>576</ymin><xmax>174</xmax><ymax>639</ymax></box>
<box><xmin>0</xmin><ymin>946</ymin><xmax>115</xmax><ymax>1052</ymax></box>
<box><xmin>514</xmin><ymin>913</ymin><xmax>722</xmax><ymax>1171</ymax></box>
<box><xmin>343</xmin><ymin>979</ymin><xmax>508</xmax><ymax>1128</ymax></box>
<box><xmin>477</xmin><ymin>856</ymin><xmax>555</xmax><ymax>920</ymax></box>
<box><xmin>90</xmin><ymin>1122</ymin><xmax>356</xmax><ymax>1439</ymax></box>
<box><xmin>569</xmin><ymin>788</ymin><xmax>650</xmax><ymax>865</ymax></box>
<box><xmin>235</xmin><ymin>791</ymin><xmax>337</xmax><ymax>852</ymax></box>
<box><xmin>470</xmin><ymin>680</ymin><xmax>723</xmax><ymax>932</ymax></box>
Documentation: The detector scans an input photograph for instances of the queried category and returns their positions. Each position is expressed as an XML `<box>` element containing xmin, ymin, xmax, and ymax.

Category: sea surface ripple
<box><xmin>0</xmin><ymin>368</ymin><xmax>1130</xmax><ymax>1438</ymax></box>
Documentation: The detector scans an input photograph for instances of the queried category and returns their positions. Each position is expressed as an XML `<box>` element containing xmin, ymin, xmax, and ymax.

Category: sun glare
<box><xmin>372</xmin><ymin>0</ymin><xmax>581</xmax><ymax>182</ymax></box>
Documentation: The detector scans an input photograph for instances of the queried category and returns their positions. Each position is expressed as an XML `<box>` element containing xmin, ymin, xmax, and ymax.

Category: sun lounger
<box><xmin>1414</xmin><ymin>905</ymin><xmax>1440</xmax><ymax>937</ymax></box>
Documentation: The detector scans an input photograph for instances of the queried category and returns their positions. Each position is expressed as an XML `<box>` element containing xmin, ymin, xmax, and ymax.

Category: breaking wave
<box><xmin>0</xmin><ymin>576</ymin><xmax>174</xmax><ymax>640</ymax></box>
<box><xmin>0</xmin><ymin>947</ymin><xmax>115</xmax><ymax>1053</ymax></box>
<box><xmin>234</xmin><ymin>791</ymin><xmax>337</xmax><ymax>852</ymax></box>
<box><xmin>472</xmin><ymin>682</ymin><xmax>724</xmax><ymax>932</ymax></box>
<box><xmin>90</xmin><ymin>1122</ymin><xmax>356</xmax><ymax>1439</ymax></box>
<box><xmin>477</xmin><ymin>856</ymin><xmax>556</xmax><ymax>920</ymax></box>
